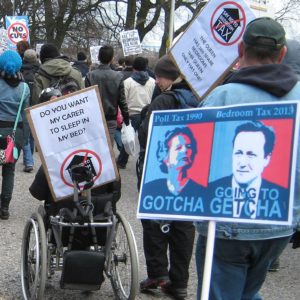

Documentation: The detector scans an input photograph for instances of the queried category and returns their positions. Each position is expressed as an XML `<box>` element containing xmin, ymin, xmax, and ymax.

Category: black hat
<box><xmin>154</xmin><ymin>55</ymin><xmax>180</xmax><ymax>81</ymax></box>
<box><xmin>133</xmin><ymin>57</ymin><xmax>147</xmax><ymax>71</ymax></box>
<box><xmin>40</xmin><ymin>43</ymin><xmax>60</xmax><ymax>63</ymax></box>
<box><xmin>77</xmin><ymin>52</ymin><xmax>87</xmax><ymax>61</ymax></box>
<box><xmin>243</xmin><ymin>17</ymin><xmax>286</xmax><ymax>49</ymax></box>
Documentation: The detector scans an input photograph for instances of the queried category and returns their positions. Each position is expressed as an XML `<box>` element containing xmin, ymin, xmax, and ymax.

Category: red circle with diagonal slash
<box><xmin>210</xmin><ymin>1</ymin><xmax>246</xmax><ymax>46</ymax></box>
<box><xmin>7</xmin><ymin>22</ymin><xmax>29</xmax><ymax>44</ymax></box>
<box><xmin>60</xmin><ymin>149</ymin><xmax>102</xmax><ymax>188</ymax></box>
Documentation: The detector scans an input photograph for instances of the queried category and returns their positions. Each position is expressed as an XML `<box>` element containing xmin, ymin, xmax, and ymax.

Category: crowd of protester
<box><xmin>0</xmin><ymin>16</ymin><xmax>299</xmax><ymax>300</ymax></box>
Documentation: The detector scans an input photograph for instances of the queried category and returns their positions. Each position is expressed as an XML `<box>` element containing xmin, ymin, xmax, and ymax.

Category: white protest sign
<box><xmin>36</xmin><ymin>43</ymin><xmax>43</xmax><ymax>56</ymax></box>
<box><xmin>0</xmin><ymin>29</ymin><xmax>8</xmax><ymax>54</ymax></box>
<box><xmin>120</xmin><ymin>30</ymin><xmax>142</xmax><ymax>56</ymax></box>
<box><xmin>27</xmin><ymin>86</ymin><xmax>118</xmax><ymax>201</ymax></box>
<box><xmin>90</xmin><ymin>46</ymin><xmax>101</xmax><ymax>64</ymax></box>
<box><xmin>170</xmin><ymin>0</ymin><xmax>255</xmax><ymax>99</ymax></box>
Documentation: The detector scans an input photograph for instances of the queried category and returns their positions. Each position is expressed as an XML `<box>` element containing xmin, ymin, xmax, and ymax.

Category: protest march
<box><xmin>0</xmin><ymin>0</ymin><xmax>299</xmax><ymax>299</ymax></box>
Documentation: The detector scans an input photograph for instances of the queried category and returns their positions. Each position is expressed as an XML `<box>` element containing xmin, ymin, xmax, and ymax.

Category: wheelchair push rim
<box><xmin>21</xmin><ymin>212</ymin><xmax>47</xmax><ymax>300</ymax></box>
<box><xmin>109</xmin><ymin>212</ymin><xmax>139</xmax><ymax>300</ymax></box>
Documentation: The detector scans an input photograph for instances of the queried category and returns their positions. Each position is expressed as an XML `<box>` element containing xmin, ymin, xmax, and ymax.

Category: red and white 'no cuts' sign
<box><xmin>7</xmin><ymin>22</ymin><xmax>29</xmax><ymax>44</ymax></box>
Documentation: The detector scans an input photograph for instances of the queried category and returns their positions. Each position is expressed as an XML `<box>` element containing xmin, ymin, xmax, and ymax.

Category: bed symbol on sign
<box><xmin>213</xmin><ymin>8</ymin><xmax>241</xmax><ymax>43</ymax></box>
<box><xmin>60</xmin><ymin>149</ymin><xmax>102</xmax><ymax>188</ymax></box>
<box><xmin>66</xmin><ymin>154</ymin><xmax>97</xmax><ymax>183</ymax></box>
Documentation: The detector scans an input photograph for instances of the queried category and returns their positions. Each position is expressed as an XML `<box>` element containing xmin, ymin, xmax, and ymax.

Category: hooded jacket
<box><xmin>196</xmin><ymin>63</ymin><xmax>300</xmax><ymax>240</ymax></box>
<box><xmin>21</xmin><ymin>61</ymin><xmax>40</xmax><ymax>105</ymax></box>
<box><xmin>32</xmin><ymin>57</ymin><xmax>84</xmax><ymax>104</ymax></box>
<box><xmin>203</xmin><ymin>64</ymin><xmax>299</xmax><ymax>106</ymax></box>
<box><xmin>124</xmin><ymin>71</ymin><xmax>155</xmax><ymax>115</ymax></box>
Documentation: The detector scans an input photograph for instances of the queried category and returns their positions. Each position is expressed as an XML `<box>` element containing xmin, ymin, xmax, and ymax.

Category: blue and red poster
<box><xmin>137</xmin><ymin>102</ymin><xmax>300</xmax><ymax>225</ymax></box>
<box><xmin>5</xmin><ymin>16</ymin><xmax>30</xmax><ymax>50</ymax></box>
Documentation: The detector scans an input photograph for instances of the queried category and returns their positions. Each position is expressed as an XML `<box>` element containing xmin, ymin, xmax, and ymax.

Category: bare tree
<box><xmin>2</xmin><ymin>0</ymin><xmax>205</xmax><ymax>54</ymax></box>
<box><xmin>3</xmin><ymin>0</ymin><xmax>299</xmax><ymax>57</ymax></box>
<box><xmin>96</xmin><ymin>0</ymin><xmax>206</xmax><ymax>56</ymax></box>
<box><xmin>274</xmin><ymin>0</ymin><xmax>300</xmax><ymax>22</ymax></box>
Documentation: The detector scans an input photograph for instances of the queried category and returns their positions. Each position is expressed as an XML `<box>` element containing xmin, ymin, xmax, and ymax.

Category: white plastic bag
<box><xmin>121</xmin><ymin>122</ymin><xmax>136</xmax><ymax>155</ymax></box>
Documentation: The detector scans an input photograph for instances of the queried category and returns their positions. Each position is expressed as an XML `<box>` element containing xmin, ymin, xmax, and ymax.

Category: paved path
<box><xmin>0</xmin><ymin>152</ymin><xmax>299</xmax><ymax>299</ymax></box>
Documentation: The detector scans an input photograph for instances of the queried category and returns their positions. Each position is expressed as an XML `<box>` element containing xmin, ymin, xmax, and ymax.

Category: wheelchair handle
<box><xmin>70</xmin><ymin>163</ymin><xmax>94</xmax><ymax>191</ymax></box>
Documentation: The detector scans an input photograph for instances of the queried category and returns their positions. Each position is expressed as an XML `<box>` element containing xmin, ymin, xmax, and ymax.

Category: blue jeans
<box><xmin>196</xmin><ymin>234</ymin><xmax>290</xmax><ymax>300</ymax></box>
<box><xmin>114</xmin><ymin>128</ymin><xmax>123</xmax><ymax>150</ymax></box>
<box><xmin>23</xmin><ymin>133</ymin><xmax>34</xmax><ymax>167</ymax></box>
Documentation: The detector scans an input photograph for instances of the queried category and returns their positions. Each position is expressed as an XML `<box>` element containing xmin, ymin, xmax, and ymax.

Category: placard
<box><xmin>90</xmin><ymin>45</ymin><xmax>101</xmax><ymax>64</ymax></box>
<box><xmin>137</xmin><ymin>102</ymin><xmax>300</xmax><ymax>225</ymax></box>
<box><xmin>5</xmin><ymin>16</ymin><xmax>30</xmax><ymax>50</ymax></box>
<box><xmin>26</xmin><ymin>86</ymin><xmax>118</xmax><ymax>201</ymax></box>
<box><xmin>120</xmin><ymin>30</ymin><xmax>142</xmax><ymax>56</ymax></box>
<box><xmin>170</xmin><ymin>0</ymin><xmax>255</xmax><ymax>99</ymax></box>
<box><xmin>35</xmin><ymin>43</ymin><xmax>43</xmax><ymax>56</ymax></box>
<box><xmin>0</xmin><ymin>29</ymin><xmax>8</xmax><ymax>54</ymax></box>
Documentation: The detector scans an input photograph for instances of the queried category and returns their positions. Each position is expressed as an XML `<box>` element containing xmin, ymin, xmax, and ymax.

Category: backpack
<box><xmin>38</xmin><ymin>68</ymin><xmax>81</xmax><ymax>95</ymax></box>
<box><xmin>22</xmin><ymin>65</ymin><xmax>39</xmax><ymax>105</ymax></box>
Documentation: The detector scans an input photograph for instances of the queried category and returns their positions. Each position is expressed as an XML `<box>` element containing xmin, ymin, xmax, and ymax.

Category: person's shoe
<box><xmin>268</xmin><ymin>258</ymin><xmax>280</xmax><ymax>272</ymax></box>
<box><xmin>23</xmin><ymin>166</ymin><xmax>33</xmax><ymax>173</ymax></box>
<box><xmin>140</xmin><ymin>277</ymin><xmax>169</xmax><ymax>292</ymax></box>
<box><xmin>0</xmin><ymin>208</ymin><xmax>9</xmax><ymax>220</ymax></box>
<box><xmin>161</xmin><ymin>281</ymin><xmax>187</xmax><ymax>299</ymax></box>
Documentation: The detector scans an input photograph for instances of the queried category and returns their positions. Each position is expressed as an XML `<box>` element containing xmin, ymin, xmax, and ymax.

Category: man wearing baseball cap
<box><xmin>195</xmin><ymin>17</ymin><xmax>300</xmax><ymax>300</ymax></box>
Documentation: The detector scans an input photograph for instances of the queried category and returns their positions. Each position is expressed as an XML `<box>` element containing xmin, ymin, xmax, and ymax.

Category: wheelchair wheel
<box><xmin>21</xmin><ymin>211</ymin><xmax>47</xmax><ymax>300</ymax></box>
<box><xmin>110</xmin><ymin>212</ymin><xmax>139</xmax><ymax>300</ymax></box>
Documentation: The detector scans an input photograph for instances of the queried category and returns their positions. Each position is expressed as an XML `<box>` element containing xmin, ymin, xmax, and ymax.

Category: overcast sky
<box><xmin>143</xmin><ymin>0</ymin><xmax>299</xmax><ymax>48</ymax></box>
<box><xmin>247</xmin><ymin>0</ymin><xmax>299</xmax><ymax>39</ymax></box>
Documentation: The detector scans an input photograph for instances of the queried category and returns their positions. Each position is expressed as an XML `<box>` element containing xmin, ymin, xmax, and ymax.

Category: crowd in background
<box><xmin>0</xmin><ymin>16</ymin><xmax>300</xmax><ymax>300</ymax></box>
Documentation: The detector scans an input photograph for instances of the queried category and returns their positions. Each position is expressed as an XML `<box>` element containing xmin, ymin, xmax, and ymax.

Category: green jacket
<box><xmin>32</xmin><ymin>57</ymin><xmax>84</xmax><ymax>105</ymax></box>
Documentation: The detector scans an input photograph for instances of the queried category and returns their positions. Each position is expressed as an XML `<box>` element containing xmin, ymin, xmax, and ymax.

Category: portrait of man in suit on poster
<box><xmin>209</xmin><ymin>121</ymin><xmax>289</xmax><ymax>221</ymax></box>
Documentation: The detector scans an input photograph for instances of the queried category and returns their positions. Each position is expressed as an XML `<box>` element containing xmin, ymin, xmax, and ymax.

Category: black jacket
<box><xmin>73</xmin><ymin>61</ymin><xmax>89</xmax><ymax>77</ymax></box>
<box><xmin>85</xmin><ymin>64</ymin><xmax>129</xmax><ymax>124</ymax></box>
<box><xmin>21</xmin><ymin>61</ymin><xmax>40</xmax><ymax>105</ymax></box>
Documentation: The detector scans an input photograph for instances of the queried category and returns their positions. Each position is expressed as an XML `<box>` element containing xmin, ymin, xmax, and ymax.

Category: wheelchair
<box><xmin>20</xmin><ymin>163</ymin><xmax>139</xmax><ymax>300</ymax></box>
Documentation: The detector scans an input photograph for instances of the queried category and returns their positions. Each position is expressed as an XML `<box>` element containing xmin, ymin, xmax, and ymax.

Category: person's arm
<box><xmin>72</xmin><ymin>68</ymin><xmax>84</xmax><ymax>89</ymax></box>
<box><xmin>32</xmin><ymin>74</ymin><xmax>44</xmax><ymax>105</ymax></box>
<box><xmin>85</xmin><ymin>72</ymin><xmax>92</xmax><ymax>88</ymax></box>
<box><xmin>118</xmin><ymin>80</ymin><xmax>130</xmax><ymax>125</ymax></box>
<box><xmin>124</xmin><ymin>78</ymin><xmax>129</xmax><ymax>103</ymax></box>
<box><xmin>29</xmin><ymin>166</ymin><xmax>51</xmax><ymax>201</ymax></box>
